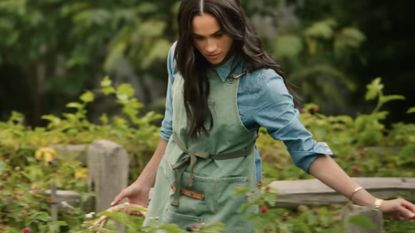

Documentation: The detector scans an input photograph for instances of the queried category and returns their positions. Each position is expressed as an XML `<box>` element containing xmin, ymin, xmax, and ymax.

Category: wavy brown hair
<box><xmin>176</xmin><ymin>0</ymin><xmax>285</xmax><ymax>138</ymax></box>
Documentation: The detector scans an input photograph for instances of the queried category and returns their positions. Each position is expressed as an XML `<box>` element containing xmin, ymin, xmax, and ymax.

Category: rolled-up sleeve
<box><xmin>160</xmin><ymin>43</ymin><xmax>176</xmax><ymax>141</ymax></box>
<box><xmin>252</xmin><ymin>69</ymin><xmax>333</xmax><ymax>172</ymax></box>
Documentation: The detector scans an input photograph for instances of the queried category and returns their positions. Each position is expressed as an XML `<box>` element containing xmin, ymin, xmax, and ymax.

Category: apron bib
<box><xmin>145</xmin><ymin>70</ymin><xmax>258</xmax><ymax>233</ymax></box>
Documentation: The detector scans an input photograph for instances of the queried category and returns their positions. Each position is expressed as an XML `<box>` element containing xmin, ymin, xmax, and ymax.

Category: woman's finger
<box><xmin>397</xmin><ymin>205</ymin><xmax>415</xmax><ymax>219</ymax></box>
<box><xmin>401</xmin><ymin>199</ymin><xmax>415</xmax><ymax>213</ymax></box>
<box><xmin>111</xmin><ymin>191</ymin><xmax>125</xmax><ymax>206</ymax></box>
<box><xmin>397</xmin><ymin>199</ymin><xmax>415</xmax><ymax>219</ymax></box>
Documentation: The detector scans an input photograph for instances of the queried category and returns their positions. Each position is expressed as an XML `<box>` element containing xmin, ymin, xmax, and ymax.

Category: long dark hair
<box><xmin>176</xmin><ymin>0</ymin><xmax>285</xmax><ymax>138</ymax></box>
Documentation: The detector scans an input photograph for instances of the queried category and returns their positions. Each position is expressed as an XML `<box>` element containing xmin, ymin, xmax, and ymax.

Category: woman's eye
<box><xmin>194</xmin><ymin>36</ymin><xmax>204</xmax><ymax>41</ymax></box>
<box><xmin>213</xmin><ymin>33</ymin><xmax>224</xmax><ymax>38</ymax></box>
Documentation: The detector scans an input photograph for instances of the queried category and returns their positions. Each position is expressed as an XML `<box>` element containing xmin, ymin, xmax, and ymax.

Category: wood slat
<box><xmin>268</xmin><ymin>177</ymin><xmax>415</xmax><ymax>208</ymax></box>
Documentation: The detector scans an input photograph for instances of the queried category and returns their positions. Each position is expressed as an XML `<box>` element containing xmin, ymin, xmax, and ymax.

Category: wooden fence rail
<box><xmin>268</xmin><ymin>177</ymin><xmax>415</xmax><ymax>208</ymax></box>
<box><xmin>269</xmin><ymin>177</ymin><xmax>415</xmax><ymax>233</ymax></box>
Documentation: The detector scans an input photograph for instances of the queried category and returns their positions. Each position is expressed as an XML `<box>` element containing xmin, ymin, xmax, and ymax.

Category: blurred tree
<box><xmin>243</xmin><ymin>0</ymin><xmax>365</xmax><ymax>115</ymax></box>
<box><xmin>243</xmin><ymin>0</ymin><xmax>414</xmax><ymax>121</ymax></box>
<box><xmin>296</xmin><ymin>0</ymin><xmax>415</xmax><ymax>122</ymax></box>
<box><xmin>0</xmin><ymin>0</ymin><xmax>178</xmax><ymax>125</ymax></box>
<box><xmin>1</xmin><ymin>0</ymin><xmax>413</xmax><ymax>125</ymax></box>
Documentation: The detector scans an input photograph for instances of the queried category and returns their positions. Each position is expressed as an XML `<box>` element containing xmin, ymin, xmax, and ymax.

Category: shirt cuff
<box><xmin>159</xmin><ymin>126</ymin><xmax>172</xmax><ymax>141</ymax></box>
<box><xmin>289</xmin><ymin>141</ymin><xmax>333</xmax><ymax>173</ymax></box>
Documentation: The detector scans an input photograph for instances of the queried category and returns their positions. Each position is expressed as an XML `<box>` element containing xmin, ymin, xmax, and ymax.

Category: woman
<box><xmin>112</xmin><ymin>0</ymin><xmax>415</xmax><ymax>232</ymax></box>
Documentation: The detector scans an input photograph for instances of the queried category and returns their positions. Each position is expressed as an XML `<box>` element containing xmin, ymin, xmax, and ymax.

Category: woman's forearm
<box><xmin>133</xmin><ymin>139</ymin><xmax>168</xmax><ymax>189</ymax></box>
<box><xmin>309</xmin><ymin>155</ymin><xmax>377</xmax><ymax>207</ymax></box>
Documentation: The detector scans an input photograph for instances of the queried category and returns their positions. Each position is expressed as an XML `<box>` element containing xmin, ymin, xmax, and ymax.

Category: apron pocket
<box><xmin>169</xmin><ymin>172</ymin><xmax>217</xmax><ymax>215</ymax></box>
<box><xmin>168</xmin><ymin>171</ymin><xmax>250</xmax><ymax>218</ymax></box>
<box><xmin>162</xmin><ymin>207</ymin><xmax>204</xmax><ymax>229</ymax></box>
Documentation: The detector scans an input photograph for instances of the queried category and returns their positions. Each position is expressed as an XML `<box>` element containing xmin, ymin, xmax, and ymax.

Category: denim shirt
<box><xmin>160</xmin><ymin>43</ymin><xmax>333</xmax><ymax>181</ymax></box>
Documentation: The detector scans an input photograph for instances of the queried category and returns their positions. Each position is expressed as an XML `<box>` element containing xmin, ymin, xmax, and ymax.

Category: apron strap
<box><xmin>171</xmin><ymin>133</ymin><xmax>254</xmax><ymax>207</ymax></box>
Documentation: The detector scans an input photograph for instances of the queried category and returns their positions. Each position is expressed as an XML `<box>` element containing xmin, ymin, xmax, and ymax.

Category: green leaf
<box><xmin>100</xmin><ymin>76</ymin><xmax>112</xmax><ymax>87</ymax></box>
<box><xmin>100</xmin><ymin>114</ymin><xmax>109</xmax><ymax>124</ymax></box>
<box><xmin>396</xmin><ymin>144</ymin><xmax>415</xmax><ymax>166</ymax></box>
<box><xmin>263</xmin><ymin>191</ymin><xmax>279</xmax><ymax>206</ymax></box>
<box><xmin>41</xmin><ymin>115</ymin><xmax>61</xmax><ymax>127</ymax></box>
<box><xmin>7</xmin><ymin>111</ymin><xmax>25</xmax><ymax>125</ymax></box>
<box><xmin>66</xmin><ymin>102</ymin><xmax>84</xmax><ymax>110</ymax></box>
<box><xmin>136</xmin><ymin>20</ymin><xmax>165</xmax><ymax>37</ymax></box>
<box><xmin>117</xmin><ymin>84</ymin><xmax>135</xmax><ymax>97</ymax></box>
<box><xmin>113</xmin><ymin>116</ymin><xmax>128</xmax><ymax>128</ymax></box>
<box><xmin>199</xmin><ymin>222</ymin><xmax>225</xmax><ymax>232</ymax></box>
<box><xmin>80</xmin><ymin>91</ymin><xmax>95</xmax><ymax>103</ymax></box>
<box><xmin>135</xmin><ymin>3</ymin><xmax>158</xmax><ymax>14</ymax></box>
<box><xmin>365</xmin><ymin>77</ymin><xmax>383</xmax><ymax>100</ymax></box>
<box><xmin>102</xmin><ymin>86</ymin><xmax>116</xmax><ymax>95</ymax></box>
<box><xmin>66</xmin><ymin>102</ymin><xmax>84</xmax><ymax>109</ymax></box>
<box><xmin>117</xmin><ymin>93</ymin><xmax>129</xmax><ymax>103</ymax></box>
<box><xmin>379</xmin><ymin>95</ymin><xmax>405</xmax><ymax>105</ymax></box>
<box><xmin>339</xmin><ymin>27</ymin><xmax>366</xmax><ymax>47</ymax></box>
<box><xmin>73</xmin><ymin>9</ymin><xmax>112</xmax><ymax>27</ymax></box>
<box><xmin>334</xmin><ymin>27</ymin><xmax>366</xmax><ymax>55</ymax></box>
<box><xmin>348</xmin><ymin>215</ymin><xmax>376</xmax><ymax>230</ymax></box>
<box><xmin>275</xmin><ymin>35</ymin><xmax>303</xmax><ymax>58</ymax></box>
<box><xmin>60</xmin><ymin>2</ymin><xmax>89</xmax><ymax>17</ymax></box>
<box><xmin>27</xmin><ymin>210</ymin><xmax>51</xmax><ymax>223</ymax></box>
<box><xmin>140</xmin><ymin>39</ymin><xmax>170</xmax><ymax>69</ymax></box>
<box><xmin>407</xmin><ymin>107</ymin><xmax>415</xmax><ymax>114</ymax></box>
<box><xmin>104</xmin><ymin>41</ymin><xmax>126</xmax><ymax>70</ymax></box>
<box><xmin>304</xmin><ymin>18</ymin><xmax>337</xmax><ymax>39</ymax></box>
<box><xmin>101</xmin><ymin>76</ymin><xmax>116</xmax><ymax>95</ymax></box>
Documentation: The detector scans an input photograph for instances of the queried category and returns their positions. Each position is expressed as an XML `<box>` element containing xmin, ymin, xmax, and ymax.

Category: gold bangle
<box><xmin>374</xmin><ymin>198</ymin><xmax>384</xmax><ymax>209</ymax></box>
<box><xmin>349</xmin><ymin>186</ymin><xmax>363</xmax><ymax>201</ymax></box>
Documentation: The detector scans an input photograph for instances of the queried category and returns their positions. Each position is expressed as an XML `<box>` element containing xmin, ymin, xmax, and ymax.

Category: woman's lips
<box><xmin>207</xmin><ymin>53</ymin><xmax>220</xmax><ymax>59</ymax></box>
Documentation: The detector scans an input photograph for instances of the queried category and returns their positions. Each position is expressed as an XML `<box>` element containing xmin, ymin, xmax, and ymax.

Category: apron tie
<box><xmin>171</xmin><ymin>133</ymin><xmax>254</xmax><ymax>207</ymax></box>
<box><xmin>171</xmin><ymin>133</ymin><xmax>209</xmax><ymax>206</ymax></box>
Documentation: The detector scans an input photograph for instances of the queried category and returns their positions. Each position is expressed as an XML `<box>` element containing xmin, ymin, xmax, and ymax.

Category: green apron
<box><xmin>144</xmin><ymin>70</ymin><xmax>258</xmax><ymax>232</ymax></box>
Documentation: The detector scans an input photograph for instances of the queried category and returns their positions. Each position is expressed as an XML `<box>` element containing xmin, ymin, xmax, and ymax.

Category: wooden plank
<box><xmin>88</xmin><ymin>140</ymin><xmax>129</xmax><ymax>212</ymax></box>
<box><xmin>45</xmin><ymin>189</ymin><xmax>82</xmax><ymax>205</ymax></box>
<box><xmin>268</xmin><ymin>177</ymin><xmax>415</xmax><ymax>208</ymax></box>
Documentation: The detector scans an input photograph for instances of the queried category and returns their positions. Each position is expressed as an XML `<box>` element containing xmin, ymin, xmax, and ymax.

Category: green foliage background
<box><xmin>0</xmin><ymin>0</ymin><xmax>414</xmax><ymax>232</ymax></box>
<box><xmin>1</xmin><ymin>0</ymin><xmax>414</xmax><ymax>125</ymax></box>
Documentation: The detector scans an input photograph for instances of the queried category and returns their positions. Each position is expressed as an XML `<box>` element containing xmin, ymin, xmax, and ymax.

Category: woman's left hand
<box><xmin>380</xmin><ymin>198</ymin><xmax>415</xmax><ymax>220</ymax></box>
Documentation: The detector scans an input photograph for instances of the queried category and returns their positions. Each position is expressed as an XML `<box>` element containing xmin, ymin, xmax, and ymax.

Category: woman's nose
<box><xmin>205</xmin><ymin>39</ymin><xmax>217</xmax><ymax>53</ymax></box>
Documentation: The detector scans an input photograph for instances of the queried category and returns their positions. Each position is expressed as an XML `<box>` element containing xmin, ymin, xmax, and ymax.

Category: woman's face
<box><xmin>192</xmin><ymin>13</ymin><xmax>233</xmax><ymax>65</ymax></box>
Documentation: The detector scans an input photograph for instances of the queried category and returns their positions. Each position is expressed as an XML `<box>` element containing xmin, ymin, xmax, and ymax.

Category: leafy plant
<box><xmin>1</xmin><ymin>77</ymin><xmax>413</xmax><ymax>232</ymax></box>
<box><xmin>0</xmin><ymin>76</ymin><xmax>161</xmax><ymax>232</ymax></box>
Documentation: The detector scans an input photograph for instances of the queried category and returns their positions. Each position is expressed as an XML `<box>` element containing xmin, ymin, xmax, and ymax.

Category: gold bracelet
<box><xmin>374</xmin><ymin>198</ymin><xmax>384</xmax><ymax>210</ymax></box>
<box><xmin>349</xmin><ymin>186</ymin><xmax>363</xmax><ymax>201</ymax></box>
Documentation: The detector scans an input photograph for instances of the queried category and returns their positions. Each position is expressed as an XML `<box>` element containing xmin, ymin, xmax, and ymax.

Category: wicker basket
<box><xmin>88</xmin><ymin>202</ymin><xmax>147</xmax><ymax>233</ymax></box>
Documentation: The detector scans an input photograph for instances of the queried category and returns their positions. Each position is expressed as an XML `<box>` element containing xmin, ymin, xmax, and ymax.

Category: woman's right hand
<box><xmin>111</xmin><ymin>182</ymin><xmax>150</xmax><ymax>207</ymax></box>
<box><xmin>110</xmin><ymin>140</ymin><xmax>167</xmax><ymax>207</ymax></box>
<box><xmin>380</xmin><ymin>198</ymin><xmax>415</xmax><ymax>220</ymax></box>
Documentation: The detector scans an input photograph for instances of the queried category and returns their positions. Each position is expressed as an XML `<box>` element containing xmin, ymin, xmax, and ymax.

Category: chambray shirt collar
<box><xmin>213</xmin><ymin>56</ymin><xmax>244</xmax><ymax>82</ymax></box>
